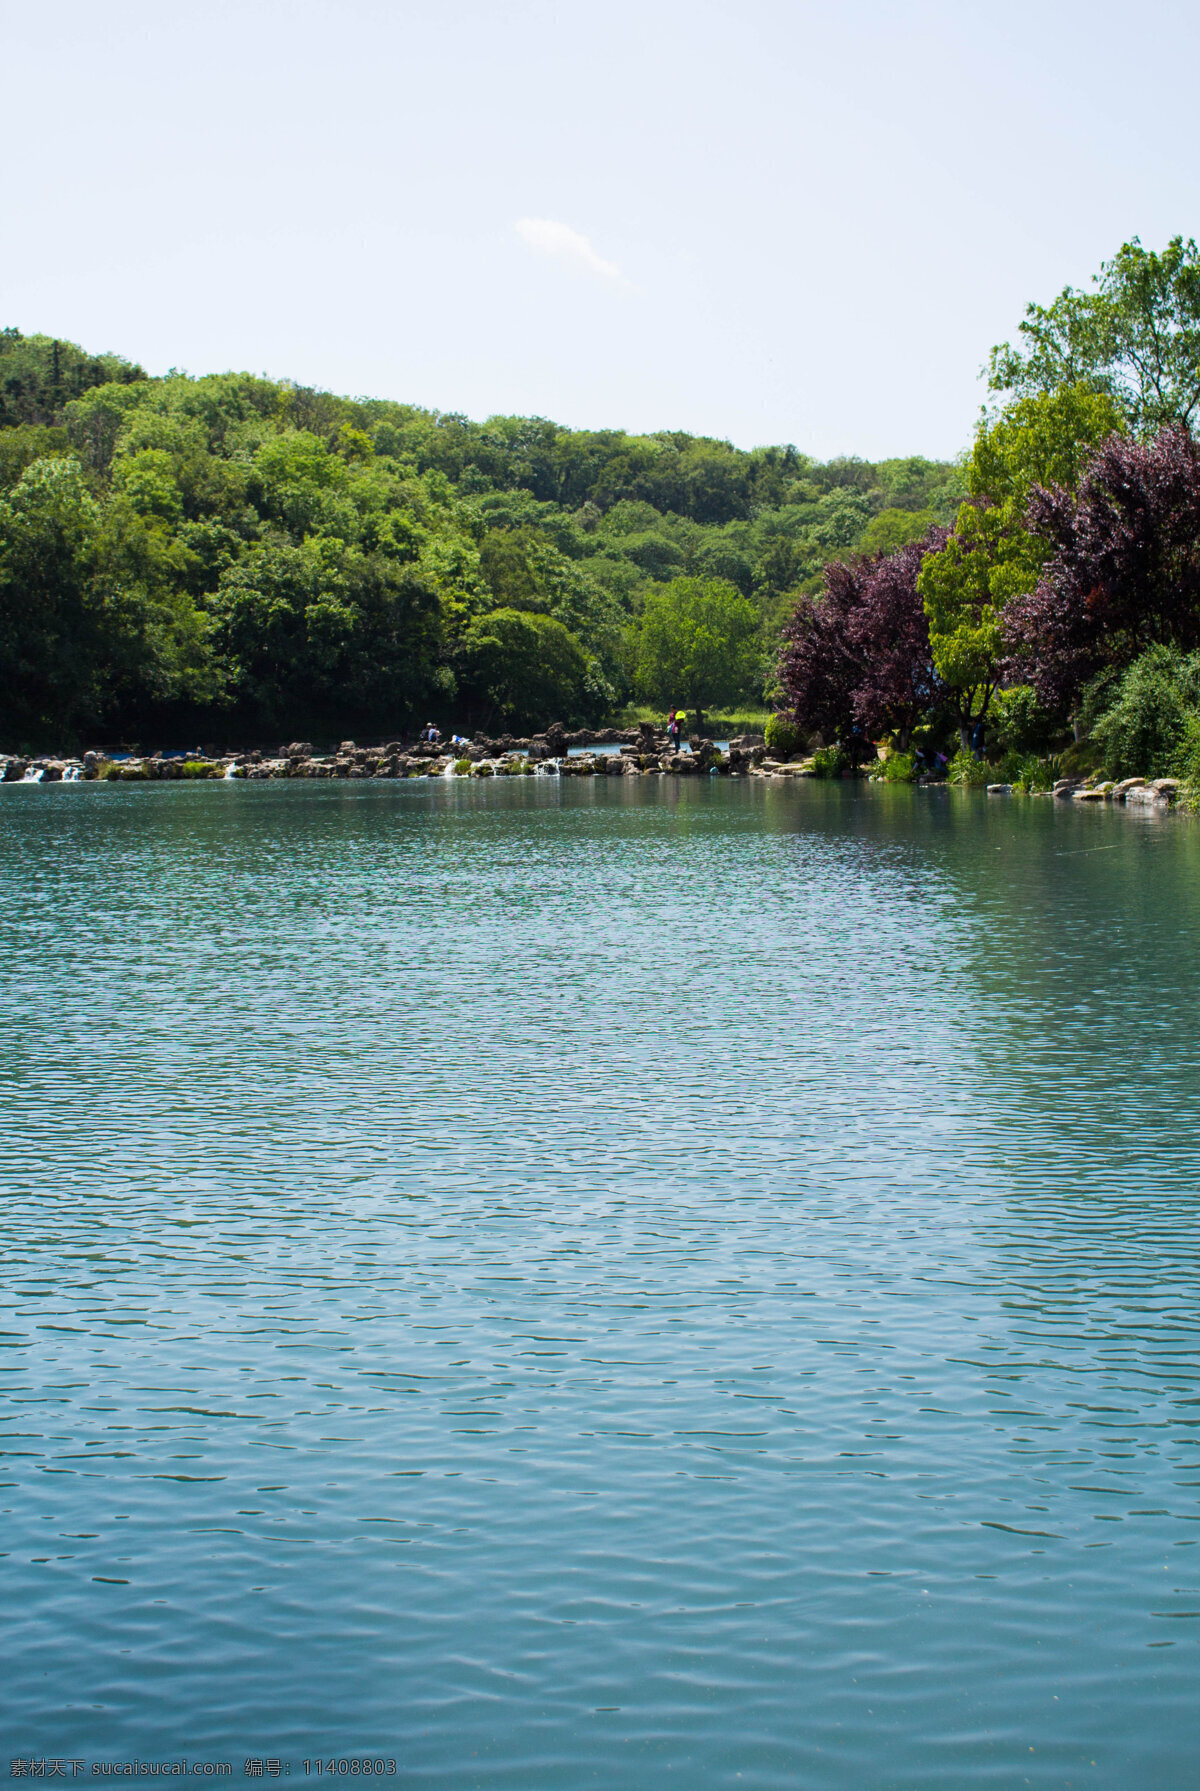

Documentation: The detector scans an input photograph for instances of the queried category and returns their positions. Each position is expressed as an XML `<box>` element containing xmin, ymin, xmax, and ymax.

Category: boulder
<box><xmin>986</xmin><ymin>783</ymin><xmax>1012</xmax><ymax>794</ymax></box>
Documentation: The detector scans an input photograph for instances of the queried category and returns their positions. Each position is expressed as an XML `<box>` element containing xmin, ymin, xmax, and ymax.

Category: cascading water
<box><xmin>534</xmin><ymin>756</ymin><xmax>563</xmax><ymax>776</ymax></box>
<box><xmin>20</xmin><ymin>766</ymin><xmax>45</xmax><ymax>783</ymax></box>
<box><xmin>62</xmin><ymin>765</ymin><xmax>83</xmax><ymax>782</ymax></box>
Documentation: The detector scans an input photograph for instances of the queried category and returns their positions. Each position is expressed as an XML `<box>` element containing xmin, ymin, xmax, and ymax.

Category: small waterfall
<box><xmin>442</xmin><ymin>760</ymin><xmax>457</xmax><ymax>778</ymax></box>
<box><xmin>20</xmin><ymin>766</ymin><xmax>45</xmax><ymax>783</ymax></box>
<box><xmin>534</xmin><ymin>756</ymin><xmax>563</xmax><ymax>776</ymax></box>
<box><xmin>223</xmin><ymin>764</ymin><xmax>240</xmax><ymax>780</ymax></box>
<box><xmin>62</xmin><ymin>765</ymin><xmax>83</xmax><ymax>782</ymax></box>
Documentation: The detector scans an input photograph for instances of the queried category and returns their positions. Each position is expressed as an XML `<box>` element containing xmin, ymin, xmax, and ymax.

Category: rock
<box><xmin>1073</xmin><ymin>787</ymin><xmax>1107</xmax><ymax>801</ymax></box>
<box><xmin>986</xmin><ymin>783</ymin><xmax>1012</xmax><ymax>794</ymax></box>
<box><xmin>282</xmin><ymin>742</ymin><xmax>313</xmax><ymax>758</ymax></box>
<box><xmin>1152</xmin><ymin>777</ymin><xmax>1180</xmax><ymax>795</ymax></box>
<box><xmin>1111</xmin><ymin>778</ymin><xmax>1146</xmax><ymax>798</ymax></box>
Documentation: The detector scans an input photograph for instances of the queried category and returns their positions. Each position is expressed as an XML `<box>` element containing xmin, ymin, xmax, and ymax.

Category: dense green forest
<box><xmin>0</xmin><ymin>326</ymin><xmax>961</xmax><ymax>749</ymax></box>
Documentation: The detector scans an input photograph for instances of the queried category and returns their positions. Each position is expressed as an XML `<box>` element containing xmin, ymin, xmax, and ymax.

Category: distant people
<box><xmin>667</xmin><ymin>710</ymin><xmax>682</xmax><ymax>753</ymax></box>
<box><xmin>970</xmin><ymin>720</ymin><xmax>986</xmax><ymax>759</ymax></box>
<box><xmin>422</xmin><ymin>721</ymin><xmax>441</xmax><ymax>745</ymax></box>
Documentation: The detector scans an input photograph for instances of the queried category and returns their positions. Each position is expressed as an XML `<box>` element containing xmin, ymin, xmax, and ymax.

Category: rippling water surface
<box><xmin>2</xmin><ymin>779</ymin><xmax>1197</xmax><ymax>1788</ymax></box>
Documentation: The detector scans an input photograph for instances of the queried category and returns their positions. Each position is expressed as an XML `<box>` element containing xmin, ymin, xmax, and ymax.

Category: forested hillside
<box><xmin>0</xmin><ymin>327</ymin><xmax>960</xmax><ymax>748</ymax></box>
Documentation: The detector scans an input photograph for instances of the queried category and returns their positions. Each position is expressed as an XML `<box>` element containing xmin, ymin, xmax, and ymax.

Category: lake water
<box><xmin>2</xmin><ymin>778</ymin><xmax>1197</xmax><ymax>1788</ymax></box>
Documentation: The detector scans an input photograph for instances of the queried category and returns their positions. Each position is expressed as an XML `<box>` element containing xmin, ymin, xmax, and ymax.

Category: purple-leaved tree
<box><xmin>778</xmin><ymin>530</ymin><xmax>947</xmax><ymax>750</ymax></box>
<box><xmin>1005</xmin><ymin>427</ymin><xmax>1200</xmax><ymax>711</ymax></box>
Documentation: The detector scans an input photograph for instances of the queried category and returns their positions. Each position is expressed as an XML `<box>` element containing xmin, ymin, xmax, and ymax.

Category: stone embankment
<box><xmin>1</xmin><ymin>724</ymin><xmax>769</xmax><ymax>785</ymax></box>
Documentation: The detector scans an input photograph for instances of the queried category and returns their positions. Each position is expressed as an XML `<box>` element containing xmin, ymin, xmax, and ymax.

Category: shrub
<box><xmin>991</xmin><ymin>685</ymin><xmax>1063</xmax><ymax>755</ymax></box>
<box><xmin>881</xmin><ymin>750</ymin><xmax>916</xmax><ymax>782</ymax></box>
<box><xmin>1088</xmin><ymin>645</ymin><xmax>1200</xmax><ymax>778</ymax></box>
<box><xmin>811</xmin><ymin>745</ymin><xmax>847</xmax><ymax>778</ymax></box>
<box><xmin>181</xmin><ymin>760</ymin><xmax>219</xmax><ymax>778</ymax></box>
<box><xmin>1173</xmin><ymin>713</ymin><xmax>1200</xmax><ymax>810</ymax></box>
<box><xmin>1008</xmin><ymin>753</ymin><xmax>1058</xmax><ymax>793</ymax></box>
<box><xmin>454</xmin><ymin>759</ymin><xmax>472</xmax><ymax>775</ymax></box>
<box><xmin>947</xmin><ymin>749</ymin><xmax>989</xmax><ymax>786</ymax></box>
<box><xmin>764</xmin><ymin>712</ymin><xmax>803</xmax><ymax>758</ymax></box>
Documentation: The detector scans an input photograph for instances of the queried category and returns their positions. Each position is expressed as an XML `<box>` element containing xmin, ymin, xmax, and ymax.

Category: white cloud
<box><xmin>515</xmin><ymin>217</ymin><xmax>624</xmax><ymax>282</ymax></box>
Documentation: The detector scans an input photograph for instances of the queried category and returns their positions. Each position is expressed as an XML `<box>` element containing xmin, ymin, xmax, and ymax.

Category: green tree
<box><xmin>457</xmin><ymin>607</ymin><xmax>591</xmax><ymax>731</ymax></box>
<box><xmin>918</xmin><ymin>385</ymin><xmax>1125</xmax><ymax>746</ymax></box>
<box><xmin>635</xmin><ymin>576</ymin><xmax>760</xmax><ymax>721</ymax></box>
<box><xmin>989</xmin><ymin>236</ymin><xmax>1200</xmax><ymax>435</ymax></box>
<box><xmin>857</xmin><ymin>507</ymin><xmax>937</xmax><ymax>556</ymax></box>
<box><xmin>0</xmin><ymin>456</ymin><xmax>101</xmax><ymax>743</ymax></box>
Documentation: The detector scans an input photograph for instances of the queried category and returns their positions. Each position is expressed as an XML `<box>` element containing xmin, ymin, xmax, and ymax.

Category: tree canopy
<box><xmin>0</xmin><ymin>326</ymin><xmax>955</xmax><ymax>748</ymax></box>
<box><xmin>988</xmin><ymin>236</ymin><xmax>1200</xmax><ymax>436</ymax></box>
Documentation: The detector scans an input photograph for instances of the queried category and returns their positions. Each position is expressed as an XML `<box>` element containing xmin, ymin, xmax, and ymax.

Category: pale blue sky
<box><xmin>4</xmin><ymin>0</ymin><xmax>1197</xmax><ymax>459</ymax></box>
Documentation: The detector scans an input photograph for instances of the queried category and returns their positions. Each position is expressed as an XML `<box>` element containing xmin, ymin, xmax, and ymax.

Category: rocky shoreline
<box><xmin>0</xmin><ymin>723</ymin><xmax>770</xmax><ymax>784</ymax></box>
<box><xmin>0</xmin><ymin>730</ymin><xmax>1184</xmax><ymax>810</ymax></box>
<box><xmin>981</xmin><ymin>774</ymin><xmax>1182</xmax><ymax>810</ymax></box>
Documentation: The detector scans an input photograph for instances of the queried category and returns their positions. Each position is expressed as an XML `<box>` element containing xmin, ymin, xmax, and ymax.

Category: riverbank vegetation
<box><xmin>777</xmin><ymin>237</ymin><xmax>1200</xmax><ymax>804</ymax></box>
<box><xmin>0</xmin><ymin>325</ymin><xmax>958</xmax><ymax>750</ymax></box>
<box><xmin>6</xmin><ymin>234</ymin><xmax>1200</xmax><ymax>806</ymax></box>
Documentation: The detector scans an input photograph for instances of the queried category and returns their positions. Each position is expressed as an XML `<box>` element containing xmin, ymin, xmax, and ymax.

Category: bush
<box><xmin>881</xmin><ymin>750</ymin><xmax>916</xmax><ymax>782</ymax></box>
<box><xmin>811</xmin><ymin>745</ymin><xmax>847</xmax><ymax>778</ymax></box>
<box><xmin>764</xmin><ymin>712</ymin><xmax>803</xmax><ymax>758</ymax></box>
<box><xmin>1007</xmin><ymin>753</ymin><xmax>1058</xmax><ymax>793</ymax></box>
<box><xmin>992</xmin><ymin>684</ymin><xmax>1063</xmax><ymax>754</ymax></box>
<box><xmin>947</xmin><ymin>749</ymin><xmax>990</xmax><ymax>786</ymax></box>
<box><xmin>1174</xmin><ymin>713</ymin><xmax>1200</xmax><ymax>810</ymax></box>
<box><xmin>181</xmin><ymin>760</ymin><xmax>219</xmax><ymax>778</ymax></box>
<box><xmin>1088</xmin><ymin>645</ymin><xmax>1200</xmax><ymax>778</ymax></box>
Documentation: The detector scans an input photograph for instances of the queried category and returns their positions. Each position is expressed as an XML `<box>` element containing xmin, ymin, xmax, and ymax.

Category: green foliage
<box><xmin>881</xmin><ymin>750</ymin><xmax>916</xmax><ymax>782</ymax></box>
<box><xmin>918</xmin><ymin>386</ymin><xmax>1124</xmax><ymax>743</ymax></box>
<box><xmin>0</xmin><ymin>325</ymin><xmax>961</xmax><ymax>746</ymax></box>
<box><xmin>1087</xmin><ymin>645</ymin><xmax>1200</xmax><ymax>777</ymax></box>
<box><xmin>810</xmin><ymin>745</ymin><xmax>847</xmax><ymax>778</ymax></box>
<box><xmin>1009</xmin><ymin>754</ymin><xmax>1059</xmax><ymax>793</ymax></box>
<box><xmin>857</xmin><ymin>508</ymin><xmax>938</xmax><ymax>556</ymax></box>
<box><xmin>968</xmin><ymin>385</ymin><xmax>1126</xmax><ymax>506</ymax></box>
<box><xmin>988</xmin><ymin>236</ymin><xmax>1200</xmax><ymax>435</ymax></box>
<box><xmin>635</xmin><ymin>577</ymin><xmax>760</xmax><ymax>715</ymax></box>
<box><xmin>1173</xmin><ymin>714</ymin><xmax>1200</xmax><ymax>809</ymax></box>
<box><xmin>764</xmin><ymin>712</ymin><xmax>803</xmax><ymax>757</ymax></box>
<box><xmin>0</xmin><ymin>328</ymin><xmax>146</xmax><ymax>428</ymax></box>
<box><xmin>990</xmin><ymin>684</ymin><xmax>1064</xmax><ymax>754</ymax></box>
<box><xmin>457</xmin><ymin>607</ymin><xmax>592</xmax><ymax>731</ymax></box>
<box><xmin>947</xmin><ymin>749</ymin><xmax>990</xmax><ymax>785</ymax></box>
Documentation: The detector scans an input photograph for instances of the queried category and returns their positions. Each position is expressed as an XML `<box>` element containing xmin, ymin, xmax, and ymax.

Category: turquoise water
<box><xmin>2</xmin><ymin>778</ymin><xmax>1197</xmax><ymax>1788</ymax></box>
